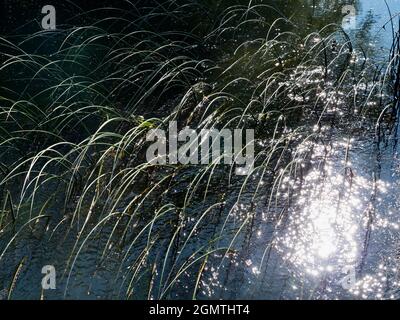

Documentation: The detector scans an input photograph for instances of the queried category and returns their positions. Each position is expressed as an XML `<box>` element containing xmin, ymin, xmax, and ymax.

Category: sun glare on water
<box><xmin>276</xmin><ymin>141</ymin><xmax>370</xmax><ymax>279</ymax></box>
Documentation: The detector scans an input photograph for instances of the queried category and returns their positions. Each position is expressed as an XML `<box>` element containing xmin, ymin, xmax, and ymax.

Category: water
<box><xmin>189</xmin><ymin>0</ymin><xmax>400</xmax><ymax>300</ymax></box>
<box><xmin>212</xmin><ymin>0</ymin><xmax>400</xmax><ymax>299</ymax></box>
<box><xmin>1</xmin><ymin>0</ymin><xmax>400</xmax><ymax>300</ymax></box>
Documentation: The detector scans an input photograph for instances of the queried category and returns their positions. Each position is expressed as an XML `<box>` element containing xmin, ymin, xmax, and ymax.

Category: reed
<box><xmin>0</xmin><ymin>0</ymin><xmax>398</xmax><ymax>299</ymax></box>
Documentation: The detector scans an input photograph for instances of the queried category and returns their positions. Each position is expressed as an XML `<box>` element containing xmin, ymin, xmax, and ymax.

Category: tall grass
<box><xmin>0</xmin><ymin>0</ymin><xmax>398</xmax><ymax>299</ymax></box>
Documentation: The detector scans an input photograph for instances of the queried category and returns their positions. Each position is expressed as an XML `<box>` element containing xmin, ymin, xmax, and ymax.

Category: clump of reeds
<box><xmin>0</xmin><ymin>0</ymin><xmax>397</xmax><ymax>299</ymax></box>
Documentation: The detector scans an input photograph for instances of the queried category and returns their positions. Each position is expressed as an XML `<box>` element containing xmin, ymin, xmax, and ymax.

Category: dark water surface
<box><xmin>1</xmin><ymin>0</ymin><xmax>400</xmax><ymax>300</ymax></box>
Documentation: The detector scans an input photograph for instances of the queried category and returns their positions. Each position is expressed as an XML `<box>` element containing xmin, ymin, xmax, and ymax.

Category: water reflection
<box><xmin>2</xmin><ymin>0</ymin><xmax>400</xmax><ymax>300</ymax></box>
<box><xmin>276</xmin><ymin>140</ymin><xmax>369</xmax><ymax>279</ymax></box>
<box><xmin>268</xmin><ymin>129</ymin><xmax>400</xmax><ymax>299</ymax></box>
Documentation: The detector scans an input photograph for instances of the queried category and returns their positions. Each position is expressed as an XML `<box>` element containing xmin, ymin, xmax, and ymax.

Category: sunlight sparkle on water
<box><xmin>275</xmin><ymin>141</ymin><xmax>370</xmax><ymax>279</ymax></box>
